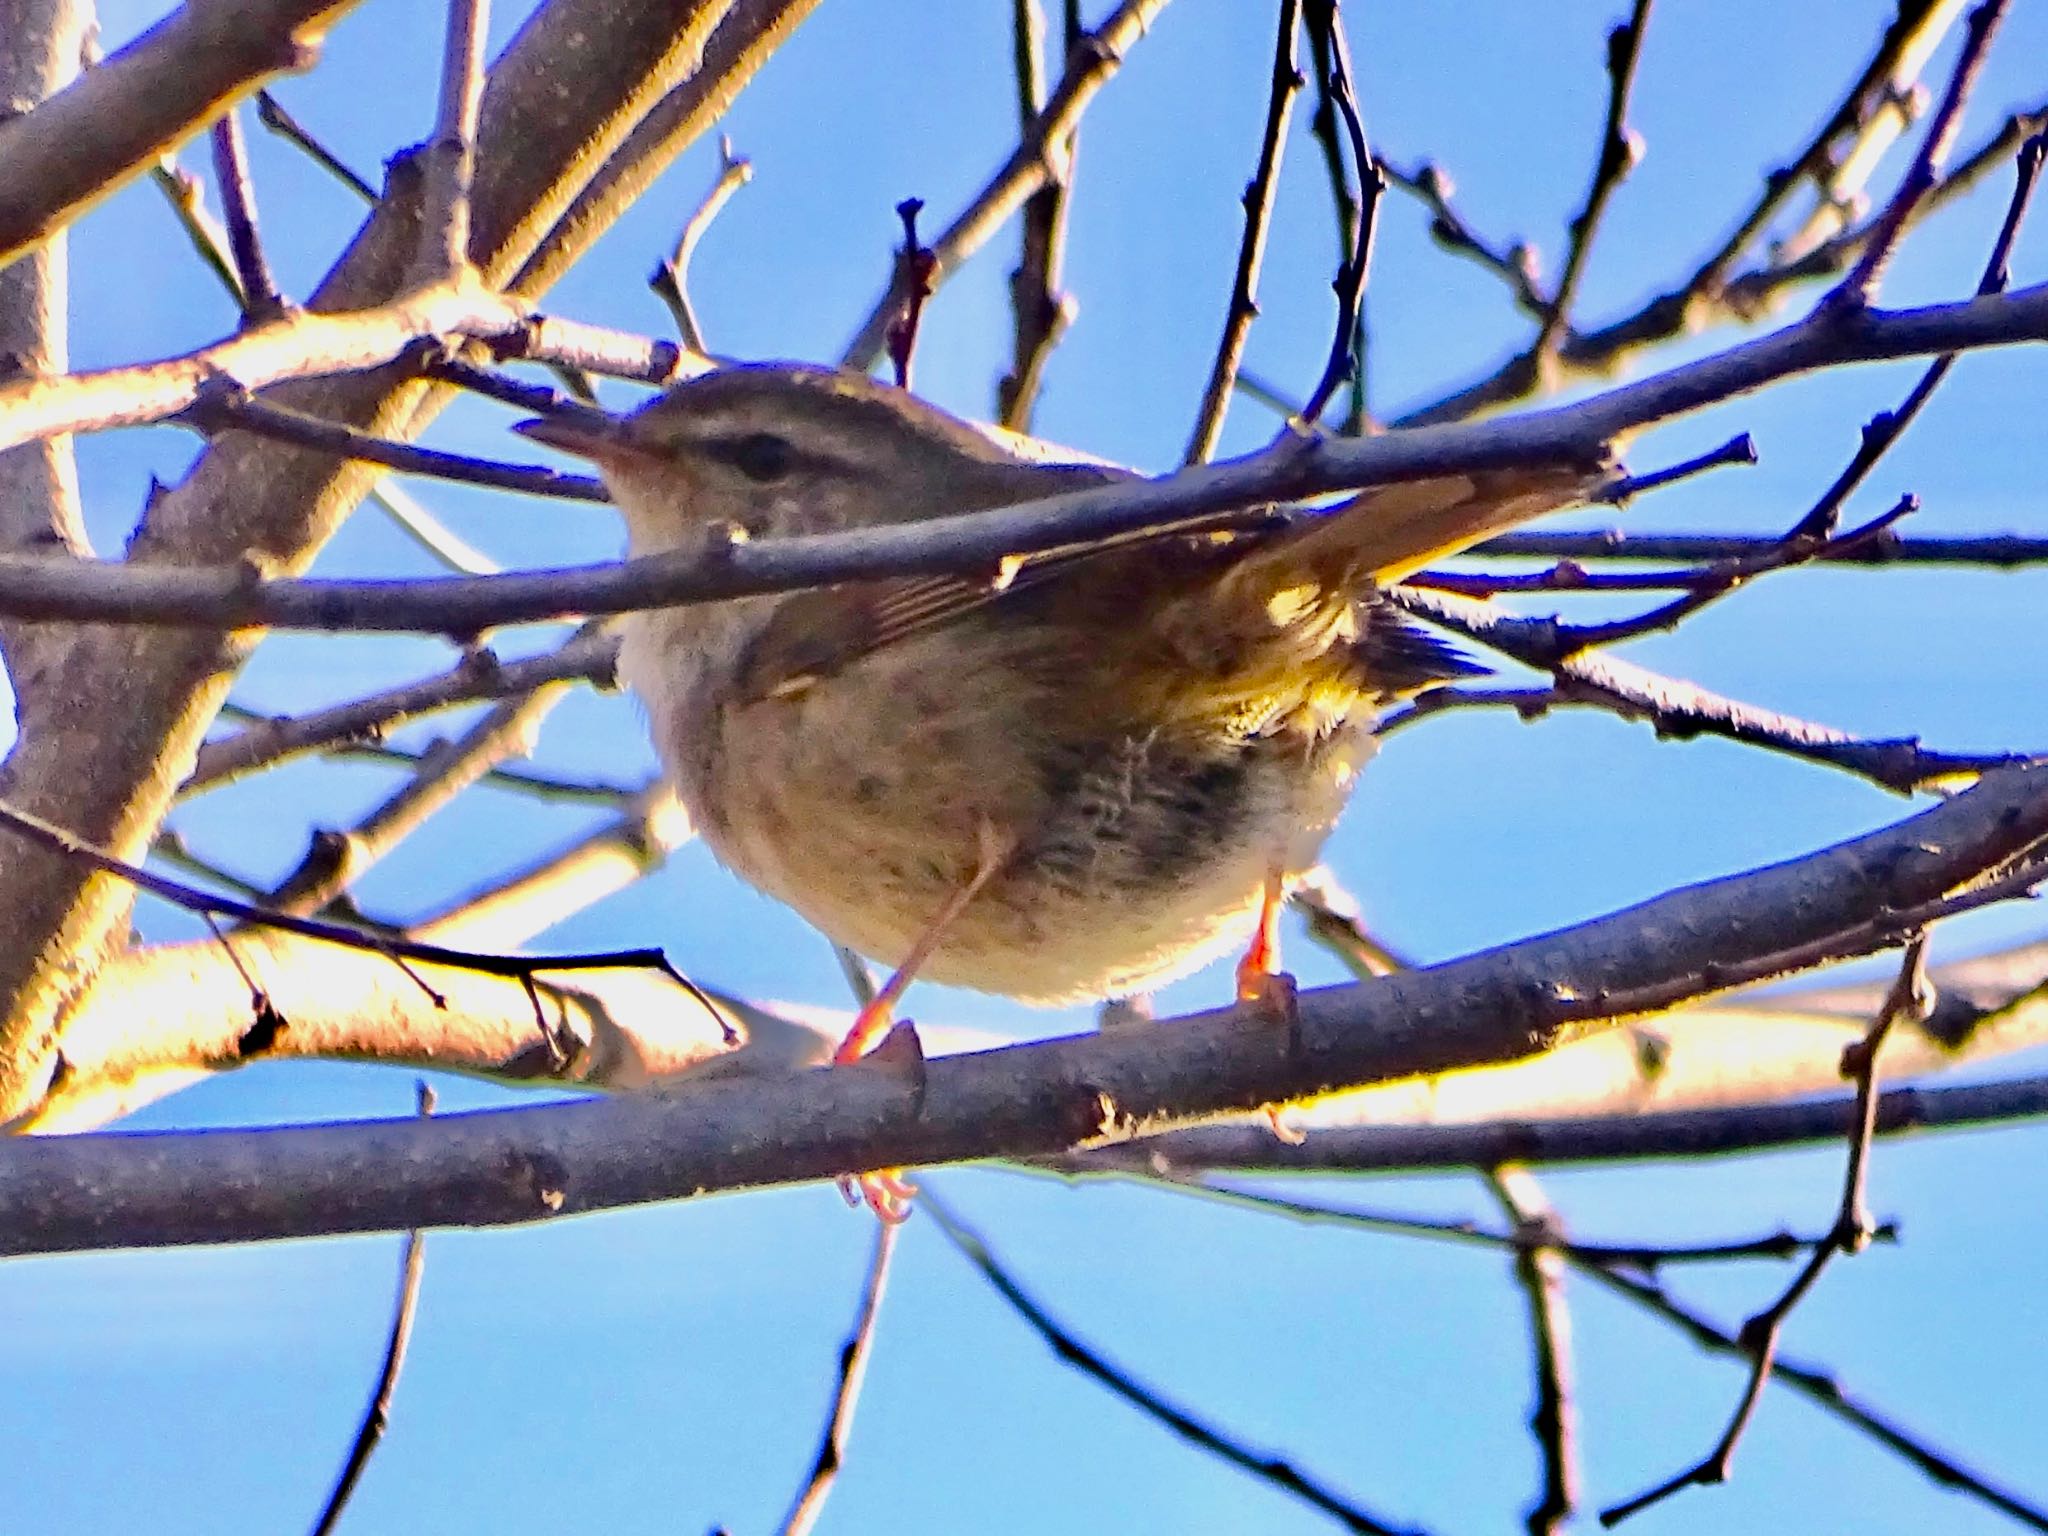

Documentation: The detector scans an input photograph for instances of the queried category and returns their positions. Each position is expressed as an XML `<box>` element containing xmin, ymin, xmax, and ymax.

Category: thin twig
<box><xmin>1383</xmin><ymin>158</ymin><xmax>1548</xmax><ymax>318</ymax></box>
<box><xmin>650</xmin><ymin>136</ymin><xmax>753</xmax><ymax>354</ymax></box>
<box><xmin>309</xmin><ymin>1083</ymin><xmax>435</xmax><ymax>1536</ymax></box>
<box><xmin>189</xmin><ymin>631</ymin><xmax>618</xmax><ymax>791</ymax></box>
<box><xmin>1688</xmin><ymin>0</ymin><xmax>1965</xmax><ymax>300</ymax></box>
<box><xmin>1540</xmin><ymin>492</ymin><xmax>1918</xmax><ymax>652</ymax></box>
<box><xmin>1110</xmin><ymin>1166</ymin><xmax>2047</xmax><ymax>1534</ymax></box>
<box><xmin>920</xmin><ymin>1189</ymin><xmax>1421</xmax><ymax>1536</ymax></box>
<box><xmin>1793</xmin><ymin>123</ymin><xmax>2045</xmax><ymax>542</ymax></box>
<box><xmin>1289</xmin><ymin>865</ymin><xmax>1412</xmax><ymax>979</ymax></box>
<box><xmin>997</xmin><ymin>0</ymin><xmax>1081</xmax><ymax>431</ymax></box>
<box><xmin>209</xmin><ymin>107</ymin><xmax>286</xmax><ymax>322</ymax></box>
<box><xmin>1833</xmin><ymin>0</ymin><xmax>2011</xmax><ymax>308</ymax></box>
<box><xmin>261</xmin><ymin>682</ymin><xmax>576</xmax><ymax>918</ymax></box>
<box><xmin>776</xmin><ymin>1222</ymin><xmax>902</xmax><ymax>1536</ymax></box>
<box><xmin>1116</xmin><ymin>1174</ymin><xmax>1897</xmax><ymax>1273</ymax></box>
<box><xmin>182</xmin><ymin>383</ymin><xmax>609</xmax><ymax>503</ymax></box>
<box><xmin>1183</xmin><ymin>0</ymin><xmax>1303</xmax><ymax>464</ymax></box>
<box><xmin>365</xmin><ymin>479</ymin><xmax>502</xmax><ymax>576</ymax></box>
<box><xmin>1298</xmin><ymin>0</ymin><xmax>1380</xmax><ymax>427</ymax></box>
<box><xmin>1386</xmin><ymin>585</ymin><xmax>2033</xmax><ymax>795</ymax></box>
<box><xmin>1469</xmin><ymin>527</ymin><xmax>2048</xmax><ymax>569</ymax></box>
<box><xmin>885</xmin><ymin>199</ymin><xmax>935</xmax><ymax>390</ymax></box>
<box><xmin>147</xmin><ymin>156</ymin><xmax>244</xmax><ymax>307</ymax></box>
<box><xmin>1486</xmin><ymin>1169</ymin><xmax>1581</xmax><ymax>1536</ymax></box>
<box><xmin>253</xmin><ymin>89</ymin><xmax>379</xmax><ymax>201</ymax></box>
<box><xmin>1396</xmin><ymin>87</ymin><xmax>2042</xmax><ymax>429</ymax></box>
<box><xmin>1582</xmin><ymin>1258</ymin><xmax>2048</xmax><ymax>1534</ymax></box>
<box><xmin>0</xmin><ymin>795</ymin><xmax>725</xmax><ymax>1031</ymax></box>
<box><xmin>1534</xmin><ymin>1</ymin><xmax>1652</xmax><ymax>366</ymax></box>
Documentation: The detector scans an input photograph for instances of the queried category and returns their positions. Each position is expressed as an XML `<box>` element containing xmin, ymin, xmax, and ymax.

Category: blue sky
<box><xmin>6</xmin><ymin>1</ymin><xmax>2048</xmax><ymax>1532</ymax></box>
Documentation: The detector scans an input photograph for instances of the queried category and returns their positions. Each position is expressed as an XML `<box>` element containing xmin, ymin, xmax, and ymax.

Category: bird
<box><xmin>517</xmin><ymin>363</ymin><xmax>1610</xmax><ymax>1212</ymax></box>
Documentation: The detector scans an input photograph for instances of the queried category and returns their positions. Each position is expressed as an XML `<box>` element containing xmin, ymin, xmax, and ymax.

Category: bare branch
<box><xmin>186</xmin><ymin>384</ymin><xmax>609</xmax><ymax>502</ymax></box>
<box><xmin>254</xmin><ymin>87</ymin><xmax>376</xmax><ymax>201</ymax></box>
<box><xmin>0</xmin><ymin>0</ymin><xmax>368</xmax><ymax>264</ymax></box>
<box><xmin>1297</xmin><ymin>0</ymin><xmax>1379</xmax><ymax>427</ymax></box>
<box><xmin>840</xmin><ymin>0</ymin><xmax>1174</xmax><ymax>370</ymax></box>
<box><xmin>1604</xmin><ymin>940</ymin><xmax>1937</xmax><ymax>1526</ymax></box>
<box><xmin>308</xmin><ymin>1084</ymin><xmax>434</xmax><ymax>1536</ymax></box>
<box><xmin>187</xmin><ymin>630</ymin><xmax>618</xmax><ymax>791</ymax></box>
<box><xmin>1470</xmin><ymin>527</ymin><xmax>2048</xmax><ymax>569</ymax></box>
<box><xmin>208</xmin><ymin>107</ymin><xmax>287</xmax><ymax>320</ymax></box>
<box><xmin>776</xmin><ymin>1222</ymin><xmax>901</xmax><ymax>1536</ymax></box>
<box><xmin>921</xmin><ymin>1190</ymin><xmax>1416</xmax><ymax>1536</ymax></box>
<box><xmin>1832</xmin><ymin>0</ymin><xmax>2010</xmax><ymax>307</ymax></box>
<box><xmin>415</xmin><ymin>0</ymin><xmax>490</xmax><ymax>284</ymax></box>
<box><xmin>1486</xmin><ymin>1169</ymin><xmax>1581</xmax><ymax>1536</ymax></box>
<box><xmin>649</xmin><ymin>136</ymin><xmax>752</xmax><ymax>354</ymax></box>
<box><xmin>1534</xmin><ymin>0</ymin><xmax>1651</xmax><ymax>367</ymax></box>
<box><xmin>1</xmin><ymin>761</ymin><xmax>2041</xmax><ymax>1249</ymax></box>
<box><xmin>18</xmin><ymin>276</ymin><xmax>2048</xmax><ymax>634</ymax></box>
<box><xmin>1389</xmin><ymin>585</ymin><xmax>2030</xmax><ymax>796</ymax></box>
<box><xmin>0</xmin><ymin>278</ymin><xmax>525</xmax><ymax>449</ymax></box>
<box><xmin>1183</xmin><ymin>0</ymin><xmax>1302</xmax><ymax>464</ymax></box>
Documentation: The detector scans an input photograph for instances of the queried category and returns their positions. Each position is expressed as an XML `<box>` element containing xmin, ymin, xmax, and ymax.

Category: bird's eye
<box><xmin>707</xmin><ymin>431</ymin><xmax>795</xmax><ymax>483</ymax></box>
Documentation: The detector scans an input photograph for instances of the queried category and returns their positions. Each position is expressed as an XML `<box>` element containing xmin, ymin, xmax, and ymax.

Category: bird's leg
<box><xmin>1235</xmin><ymin>869</ymin><xmax>1306</xmax><ymax>1144</ymax></box>
<box><xmin>835</xmin><ymin>820</ymin><xmax>1014</xmax><ymax>1222</ymax></box>
<box><xmin>1234</xmin><ymin>869</ymin><xmax>1297</xmax><ymax>1016</ymax></box>
<box><xmin>835</xmin><ymin>819</ymin><xmax>1015</xmax><ymax>1063</ymax></box>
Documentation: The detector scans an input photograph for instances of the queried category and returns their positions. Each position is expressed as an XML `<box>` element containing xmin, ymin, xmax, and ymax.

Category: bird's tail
<box><xmin>1273</xmin><ymin>462</ymin><xmax>1618</xmax><ymax>583</ymax></box>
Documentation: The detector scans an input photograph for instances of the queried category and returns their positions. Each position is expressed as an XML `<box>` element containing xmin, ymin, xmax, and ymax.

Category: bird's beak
<box><xmin>512</xmin><ymin>409</ymin><xmax>642</xmax><ymax>464</ymax></box>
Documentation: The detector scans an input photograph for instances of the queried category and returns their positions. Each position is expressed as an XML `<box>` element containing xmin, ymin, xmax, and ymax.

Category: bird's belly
<box><xmin>695</xmin><ymin>694</ymin><xmax>1375</xmax><ymax>1006</ymax></box>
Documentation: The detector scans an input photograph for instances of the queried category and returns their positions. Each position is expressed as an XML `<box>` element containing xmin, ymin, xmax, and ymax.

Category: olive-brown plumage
<box><xmin>517</xmin><ymin>363</ymin><xmax>1606</xmax><ymax>1006</ymax></box>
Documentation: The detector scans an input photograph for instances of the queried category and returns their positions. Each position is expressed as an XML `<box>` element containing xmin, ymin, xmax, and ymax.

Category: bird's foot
<box><xmin>833</xmin><ymin>1011</ymin><xmax>926</xmax><ymax>1222</ymax></box>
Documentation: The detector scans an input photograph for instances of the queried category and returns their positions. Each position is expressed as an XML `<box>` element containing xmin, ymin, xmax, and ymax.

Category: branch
<box><xmin>309</xmin><ymin>1085</ymin><xmax>432</xmax><ymax>1536</ymax></box>
<box><xmin>13</xmin><ymin>277</ymin><xmax>2048</xmax><ymax>633</ymax></box>
<box><xmin>1533</xmin><ymin>0</ymin><xmax>1651</xmax><ymax>365</ymax></box>
<box><xmin>0</xmin><ymin>0</ymin><xmax>367</xmax><ymax>265</ymax></box>
<box><xmin>0</xmin><ymin>278</ymin><xmax>525</xmax><ymax>449</ymax></box>
<box><xmin>1469</xmin><ymin>528</ymin><xmax>2048</xmax><ymax>569</ymax></box>
<box><xmin>187</xmin><ymin>630</ymin><xmax>618</xmax><ymax>791</ymax></box>
<box><xmin>1602</xmin><ymin>936</ymin><xmax>1933</xmax><ymax>1525</ymax></box>
<box><xmin>1182</xmin><ymin>0</ymin><xmax>1302</xmax><ymax>464</ymax></box>
<box><xmin>27</xmin><ymin>928</ymin><xmax>743</xmax><ymax>1134</ymax></box>
<box><xmin>1389</xmin><ymin>585</ymin><xmax>2030</xmax><ymax>796</ymax></box>
<box><xmin>922</xmin><ymin>1190</ymin><xmax>1418</xmax><ymax>1536</ymax></box>
<box><xmin>775</xmin><ymin>1221</ymin><xmax>900</xmax><ymax>1536</ymax></box>
<box><xmin>996</xmin><ymin>1</ymin><xmax>1080</xmax><ymax>431</ymax></box>
<box><xmin>0</xmin><ymin>0</ymin><xmax>793</xmax><ymax>1122</ymax></box>
<box><xmin>1</xmin><ymin>761</ymin><xmax>2042</xmax><ymax>1250</ymax></box>
<box><xmin>208</xmin><ymin>106</ymin><xmax>286</xmax><ymax>320</ymax></box>
<box><xmin>1832</xmin><ymin>0</ymin><xmax>2010</xmax><ymax>307</ymax></box>
<box><xmin>839</xmin><ymin>0</ymin><xmax>1173</xmax><ymax>370</ymax></box>
<box><xmin>1486</xmin><ymin>1169</ymin><xmax>1581</xmax><ymax>1536</ymax></box>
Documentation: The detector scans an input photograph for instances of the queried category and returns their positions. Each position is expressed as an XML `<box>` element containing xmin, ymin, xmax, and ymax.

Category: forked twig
<box><xmin>1601</xmin><ymin>936</ymin><xmax>1933</xmax><ymax>1526</ymax></box>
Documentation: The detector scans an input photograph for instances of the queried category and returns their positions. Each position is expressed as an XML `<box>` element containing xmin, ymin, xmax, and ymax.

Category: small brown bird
<box><xmin>518</xmin><ymin>364</ymin><xmax>1607</xmax><ymax>1205</ymax></box>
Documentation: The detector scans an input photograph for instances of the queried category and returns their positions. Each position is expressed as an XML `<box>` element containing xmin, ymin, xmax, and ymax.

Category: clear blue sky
<box><xmin>6</xmin><ymin>1</ymin><xmax>2047</xmax><ymax>1532</ymax></box>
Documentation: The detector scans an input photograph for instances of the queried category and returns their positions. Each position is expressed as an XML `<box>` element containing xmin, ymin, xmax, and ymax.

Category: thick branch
<box><xmin>1</xmin><ymin>761</ymin><xmax>2041</xmax><ymax>1251</ymax></box>
<box><xmin>0</xmin><ymin>0</ymin><xmax>366</xmax><ymax>265</ymax></box>
<box><xmin>0</xmin><ymin>0</ymin><xmax>788</xmax><ymax>1123</ymax></box>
